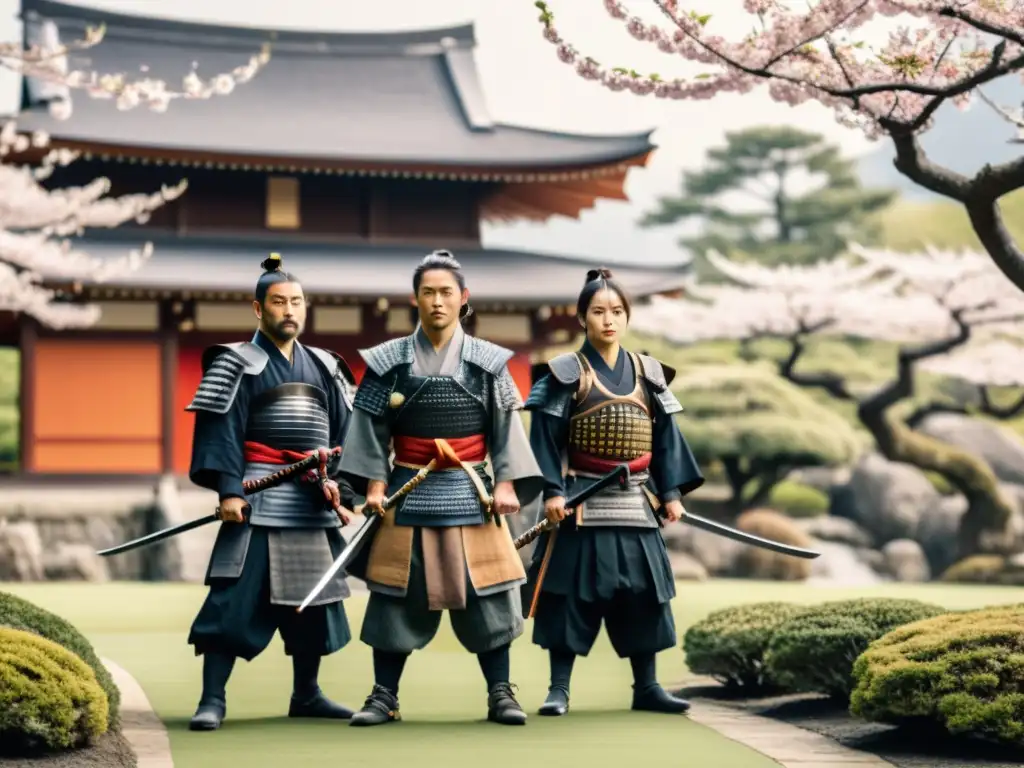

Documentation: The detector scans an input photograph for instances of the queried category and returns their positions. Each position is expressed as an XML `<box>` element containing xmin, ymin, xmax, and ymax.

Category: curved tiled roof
<box><xmin>17</xmin><ymin>0</ymin><xmax>656</xmax><ymax>169</ymax></box>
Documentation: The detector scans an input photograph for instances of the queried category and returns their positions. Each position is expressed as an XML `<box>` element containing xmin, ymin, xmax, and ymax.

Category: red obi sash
<box><xmin>393</xmin><ymin>434</ymin><xmax>487</xmax><ymax>467</ymax></box>
<box><xmin>243</xmin><ymin>441</ymin><xmax>332</xmax><ymax>465</ymax></box>
<box><xmin>568</xmin><ymin>449</ymin><xmax>652</xmax><ymax>475</ymax></box>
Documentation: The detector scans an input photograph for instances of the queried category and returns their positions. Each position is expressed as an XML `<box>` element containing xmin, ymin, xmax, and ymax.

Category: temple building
<box><xmin>6</xmin><ymin>0</ymin><xmax>690</xmax><ymax>478</ymax></box>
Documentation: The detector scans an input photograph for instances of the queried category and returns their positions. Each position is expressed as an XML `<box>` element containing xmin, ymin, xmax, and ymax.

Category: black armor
<box><xmin>354</xmin><ymin>333</ymin><xmax>520</xmax><ymax>528</ymax></box>
<box><xmin>244</xmin><ymin>383</ymin><xmax>337</xmax><ymax>529</ymax></box>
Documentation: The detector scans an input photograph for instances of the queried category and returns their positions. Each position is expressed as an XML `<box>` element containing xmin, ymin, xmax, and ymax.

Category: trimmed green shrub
<box><xmin>683</xmin><ymin>601</ymin><xmax>808</xmax><ymax>691</ymax></box>
<box><xmin>0</xmin><ymin>591</ymin><xmax>119</xmax><ymax>726</ymax></box>
<box><xmin>767</xmin><ymin>480</ymin><xmax>829</xmax><ymax>517</ymax></box>
<box><xmin>850</xmin><ymin>604</ymin><xmax>1024</xmax><ymax>747</ymax></box>
<box><xmin>0</xmin><ymin>627</ymin><xmax>108</xmax><ymax>753</ymax></box>
<box><xmin>764</xmin><ymin>597</ymin><xmax>946</xmax><ymax>699</ymax></box>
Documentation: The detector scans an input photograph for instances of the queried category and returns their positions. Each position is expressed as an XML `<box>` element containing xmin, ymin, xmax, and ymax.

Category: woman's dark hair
<box><xmin>412</xmin><ymin>249</ymin><xmax>473</xmax><ymax>319</ymax></box>
<box><xmin>255</xmin><ymin>252</ymin><xmax>302</xmax><ymax>303</ymax></box>
<box><xmin>576</xmin><ymin>267</ymin><xmax>631</xmax><ymax>319</ymax></box>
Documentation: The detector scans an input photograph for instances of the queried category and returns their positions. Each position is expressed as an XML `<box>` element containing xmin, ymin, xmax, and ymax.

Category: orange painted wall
<box><xmin>508</xmin><ymin>352</ymin><xmax>531</xmax><ymax>402</ymax></box>
<box><xmin>30</xmin><ymin>340</ymin><xmax>162</xmax><ymax>472</ymax></box>
<box><xmin>173</xmin><ymin>346</ymin><xmax>204</xmax><ymax>475</ymax></box>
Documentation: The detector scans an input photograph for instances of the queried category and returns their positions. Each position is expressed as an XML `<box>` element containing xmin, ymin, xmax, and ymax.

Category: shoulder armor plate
<box><xmin>547</xmin><ymin>352</ymin><xmax>583</xmax><ymax>385</ymax></box>
<box><xmin>186</xmin><ymin>343</ymin><xmax>267</xmax><ymax>414</ymax></box>
<box><xmin>636</xmin><ymin>354</ymin><xmax>677</xmax><ymax>389</ymax></box>
<box><xmin>359</xmin><ymin>336</ymin><xmax>414</xmax><ymax>378</ymax></box>
<box><xmin>462</xmin><ymin>335</ymin><xmax>514</xmax><ymax>375</ymax></box>
<box><xmin>524</xmin><ymin>374</ymin><xmax>573</xmax><ymax>418</ymax></box>
<box><xmin>493</xmin><ymin>366</ymin><xmax>524</xmax><ymax>412</ymax></box>
<box><xmin>352</xmin><ymin>369</ymin><xmax>394</xmax><ymax>417</ymax></box>
<box><xmin>306</xmin><ymin>346</ymin><xmax>356</xmax><ymax>409</ymax></box>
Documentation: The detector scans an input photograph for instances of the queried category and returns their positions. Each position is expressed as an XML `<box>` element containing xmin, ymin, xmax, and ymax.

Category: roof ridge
<box><xmin>21</xmin><ymin>0</ymin><xmax>477</xmax><ymax>54</ymax></box>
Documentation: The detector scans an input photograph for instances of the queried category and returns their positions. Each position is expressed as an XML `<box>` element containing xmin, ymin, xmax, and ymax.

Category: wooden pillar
<box><xmin>18</xmin><ymin>318</ymin><xmax>37</xmax><ymax>472</ymax></box>
<box><xmin>159</xmin><ymin>301</ymin><xmax>178</xmax><ymax>474</ymax></box>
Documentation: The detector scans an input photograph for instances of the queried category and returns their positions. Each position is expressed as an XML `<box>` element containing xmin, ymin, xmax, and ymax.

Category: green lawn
<box><xmin>2</xmin><ymin>580</ymin><xmax>1020</xmax><ymax>768</ymax></box>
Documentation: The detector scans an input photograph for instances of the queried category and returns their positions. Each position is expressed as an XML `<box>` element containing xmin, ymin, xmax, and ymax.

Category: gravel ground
<box><xmin>678</xmin><ymin>683</ymin><xmax>1022</xmax><ymax>768</ymax></box>
<box><xmin>0</xmin><ymin>730</ymin><xmax>136</xmax><ymax>768</ymax></box>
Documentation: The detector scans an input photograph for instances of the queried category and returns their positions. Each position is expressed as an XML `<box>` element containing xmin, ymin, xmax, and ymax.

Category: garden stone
<box><xmin>881</xmin><ymin>539</ymin><xmax>930</xmax><ymax>582</ymax></box>
<box><xmin>0</xmin><ymin>520</ymin><xmax>44</xmax><ymax>580</ymax></box>
<box><xmin>844</xmin><ymin>452</ymin><xmax>939</xmax><ymax>543</ymax></box>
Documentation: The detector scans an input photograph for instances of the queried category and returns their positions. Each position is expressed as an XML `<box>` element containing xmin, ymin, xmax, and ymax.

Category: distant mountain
<box><xmin>856</xmin><ymin>75</ymin><xmax>1023</xmax><ymax>200</ymax></box>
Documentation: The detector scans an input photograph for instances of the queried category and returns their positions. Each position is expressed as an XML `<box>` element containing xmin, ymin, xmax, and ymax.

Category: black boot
<box><xmin>487</xmin><ymin>683</ymin><xmax>527</xmax><ymax>725</ymax></box>
<box><xmin>288</xmin><ymin>654</ymin><xmax>354</xmax><ymax>719</ymax></box>
<box><xmin>629</xmin><ymin>654</ymin><xmax>690</xmax><ymax>714</ymax></box>
<box><xmin>349</xmin><ymin>650</ymin><xmax>406</xmax><ymax>727</ymax></box>
<box><xmin>538</xmin><ymin>650</ymin><xmax>575</xmax><ymax>716</ymax></box>
<box><xmin>189</xmin><ymin>652</ymin><xmax>235</xmax><ymax>731</ymax></box>
<box><xmin>479</xmin><ymin>644</ymin><xmax>526</xmax><ymax>725</ymax></box>
<box><xmin>349</xmin><ymin>685</ymin><xmax>401</xmax><ymax>727</ymax></box>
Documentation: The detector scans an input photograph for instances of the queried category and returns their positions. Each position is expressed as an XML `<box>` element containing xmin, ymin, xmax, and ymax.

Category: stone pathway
<box><xmin>101</xmin><ymin>658</ymin><xmax>174</xmax><ymax>768</ymax></box>
<box><xmin>684</xmin><ymin>678</ymin><xmax>895</xmax><ymax>767</ymax></box>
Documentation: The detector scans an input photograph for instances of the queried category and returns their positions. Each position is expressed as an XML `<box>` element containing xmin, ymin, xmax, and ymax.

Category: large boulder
<box><xmin>917</xmin><ymin>413</ymin><xmax>1024</xmax><ymax>486</ymax></box>
<box><xmin>842</xmin><ymin>453</ymin><xmax>940</xmax><ymax>544</ymax></box>
<box><xmin>914</xmin><ymin>495</ymin><xmax>967</xmax><ymax>574</ymax></box>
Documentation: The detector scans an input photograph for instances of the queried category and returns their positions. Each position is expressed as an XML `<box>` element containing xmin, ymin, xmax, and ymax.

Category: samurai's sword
<box><xmin>514</xmin><ymin>463</ymin><xmax>631</xmax><ymax>549</ymax></box>
<box><xmin>96</xmin><ymin>447</ymin><xmax>340</xmax><ymax>557</ymax></box>
<box><xmin>679</xmin><ymin>511</ymin><xmax>820</xmax><ymax>559</ymax></box>
<box><xmin>296</xmin><ymin>439</ymin><xmax>463</xmax><ymax>613</ymax></box>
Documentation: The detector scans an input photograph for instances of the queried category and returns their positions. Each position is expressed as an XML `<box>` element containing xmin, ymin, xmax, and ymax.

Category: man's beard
<box><xmin>266</xmin><ymin>319</ymin><xmax>302</xmax><ymax>341</ymax></box>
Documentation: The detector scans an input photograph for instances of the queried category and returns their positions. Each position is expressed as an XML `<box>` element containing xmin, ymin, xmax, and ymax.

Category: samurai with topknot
<box><xmin>183</xmin><ymin>253</ymin><xmax>360</xmax><ymax>731</ymax></box>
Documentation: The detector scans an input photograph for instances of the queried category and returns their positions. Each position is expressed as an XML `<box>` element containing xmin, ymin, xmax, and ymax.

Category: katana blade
<box><xmin>96</xmin><ymin>447</ymin><xmax>339</xmax><ymax>557</ymax></box>
<box><xmin>97</xmin><ymin>514</ymin><xmax>218</xmax><ymax>557</ymax></box>
<box><xmin>296</xmin><ymin>513</ymin><xmax>381</xmax><ymax>613</ymax></box>
<box><xmin>681</xmin><ymin>511</ymin><xmax>821</xmax><ymax>559</ymax></box>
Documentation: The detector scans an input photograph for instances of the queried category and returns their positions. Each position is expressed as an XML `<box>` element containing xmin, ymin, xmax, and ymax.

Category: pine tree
<box><xmin>638</xmin><ymin>126</ymin><xmax>896</xmax><ymax>278</ymax></box>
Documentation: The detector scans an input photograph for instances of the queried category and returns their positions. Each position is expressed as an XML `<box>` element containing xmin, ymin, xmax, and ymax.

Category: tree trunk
<box><xmin>856</xmin><ymin>323</ymin><xmax>1016</xmax><ymax>558</ymax></box>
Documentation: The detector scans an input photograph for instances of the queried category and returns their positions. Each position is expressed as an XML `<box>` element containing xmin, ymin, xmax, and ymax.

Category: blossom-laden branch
<box><xmin>5</xmin><ymin>20</ymin><xmax>271</xmax><ymax>119</ymax></box>
<box><xmin>532</xmin><ymin>0</ymin><xmax>1024</xmax><ymax>295</ymax></box>
<box><xmin>0</xmin><ymin>120</ymin><xmax>186</xmax><ymax>329</ymax></box>
<box><xmin>632</xmin><ymin>243</ymin><xmax>1024</xmax><ymax>555</ymax></box>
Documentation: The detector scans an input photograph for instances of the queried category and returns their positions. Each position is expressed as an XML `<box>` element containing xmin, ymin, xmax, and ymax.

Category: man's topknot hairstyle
<box><xmin>412</xmin><ymin>249</ymin><xmax>473</xmax><ymax>319</ymax></box>
<box><xmin>254</xmin><ymin>252</ymin><xmax>301</xmax><ymax>303</ymax></box>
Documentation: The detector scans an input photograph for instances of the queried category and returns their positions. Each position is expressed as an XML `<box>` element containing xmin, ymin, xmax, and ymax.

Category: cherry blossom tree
<box><xmin>0</xmin><ymin>22</ymin><xmax>271</xmax><ymax>328</ymax></box>
<box><xmin>632</xmin><ymin>244</ymin><xmax>1024</xmax><ymax>556</ymax></box>
<box><xmin>912</xmin><ymin>335</ymin><xmax>1024</xmax><ymax>425</ymax></box>
<box><xmin>533</xmin><ymin>0</ymin><xmax>1024</xmax><ymax>293</ymax></box>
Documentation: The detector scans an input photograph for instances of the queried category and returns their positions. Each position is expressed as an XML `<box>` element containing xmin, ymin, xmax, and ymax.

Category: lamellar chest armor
<box><xmin>244</xmin><ymin>382</ymin><xmax>338</xmax><ymax>528</ymax></box>
<box><xmin>355</xmin><ymin>334</ymin><xmax>522</xmax><ymax>528</ymax></box>
<box><xmin>566</xmin><ymin>352</ymin><xmax>658</xmax><ymax>529</ymax></box>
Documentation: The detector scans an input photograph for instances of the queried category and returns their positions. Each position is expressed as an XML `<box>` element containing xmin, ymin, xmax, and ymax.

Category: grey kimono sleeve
<box><xmin>488</xmin><ymin>365</ymin><xmax>545</xmax><ymax>506</ymax></box>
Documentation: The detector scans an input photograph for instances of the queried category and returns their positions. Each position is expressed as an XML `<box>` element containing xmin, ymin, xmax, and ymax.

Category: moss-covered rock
<box><xmin>766</xmin><ymin>480</ymin><xmax>830</xmax><ymax>517</ymax></box>
<box><xmin>0</xmin><ymin>627</ymin><xmax>108</xmax><ymax>753</ymax></box>
<box><xmin>732</xmin><ymin>509</ymin><xmax>815</xmax><ymax>581</ymax></box>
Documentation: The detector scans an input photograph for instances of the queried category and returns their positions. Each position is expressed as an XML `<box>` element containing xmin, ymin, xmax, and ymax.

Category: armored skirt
<box><xmin>189</xmin><ymin>525</ymin><xmax>352</xmax><ymax>661</ymax></box>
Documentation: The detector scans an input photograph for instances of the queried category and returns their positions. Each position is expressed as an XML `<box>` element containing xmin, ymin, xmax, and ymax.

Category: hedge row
<box><xmin>683</xmin><ymin>598</ymin><xmax>1024</xmax><ymax>748</ymax></box>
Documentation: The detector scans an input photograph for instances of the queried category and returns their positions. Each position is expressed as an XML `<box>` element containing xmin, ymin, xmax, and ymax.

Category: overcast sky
<box><xmin>0</xmin><ymin>0</ymin><xmax>892</xmax><ymax>266</ymax></box>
